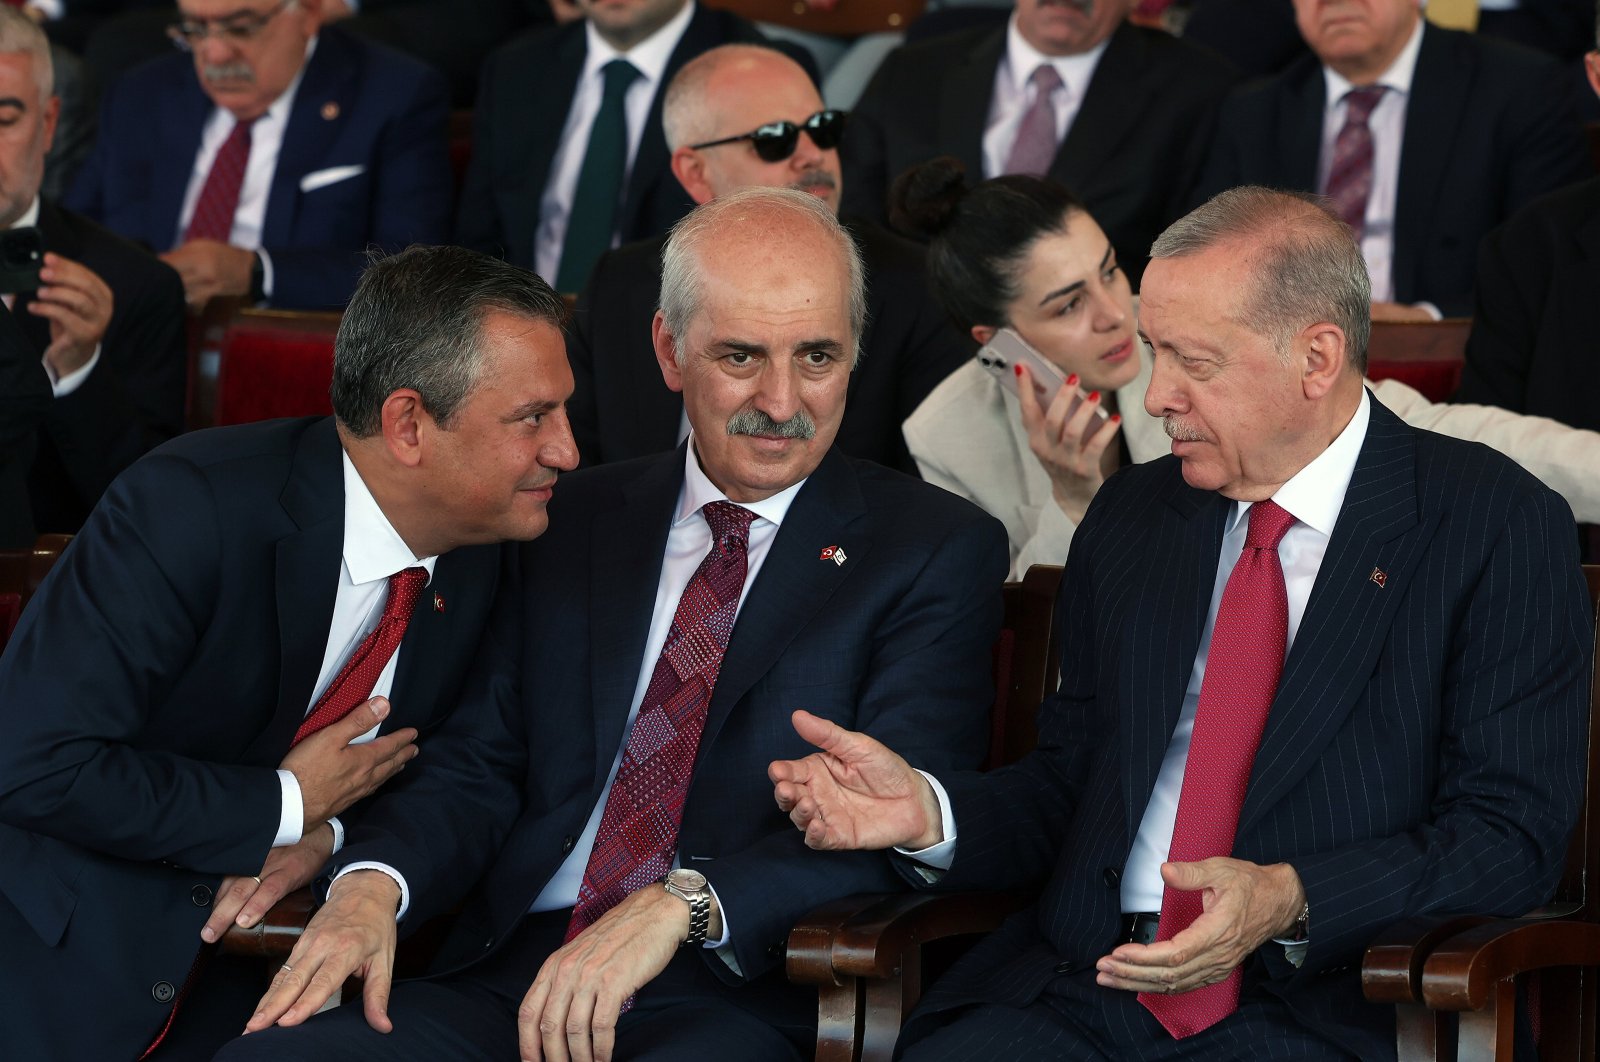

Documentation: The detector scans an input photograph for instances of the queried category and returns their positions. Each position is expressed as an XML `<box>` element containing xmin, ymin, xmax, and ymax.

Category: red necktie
<box><xmin>1322</xmin><ymin>86</ymin><xmax>1386</xmax><ymax>239</ymax></box>
<box><xmin>564</xmin><ymin>502</ymin><xmax>756</xmax><ymax>957</ymax></box>
<box><xmin>1003</xmin><ymin>64</ymin><xmax>1064</xmax><ymax>178</ymax></box>
<box><xmin>292</xmin><ymin>566</ymin><xmax>429</xmax><ymax>746</ymax></box>
<box><xmin>1140</xmin><ymin>500</ymin><xmax>1297</xmax><ymax>1038</ymax></box>
<box><xmin>183</xmin><ymin>118</ymin><xmax>254</xmax><ymax>244</ymax></box>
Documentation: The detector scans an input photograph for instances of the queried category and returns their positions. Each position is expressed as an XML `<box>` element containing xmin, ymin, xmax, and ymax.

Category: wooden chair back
<box><xmin>0</xmin><ymin>535</ymin><xmax>73</xmax><ymax>651</ymax></box>
<box><xmin>1364</xmin><ymin>319</ymin><xmax>1469</xmax><ymax>403</ymax></box>
<box><xmin>703</xmin><ymin>0</ymin><xmax>925</xmax><ymax>36</ymax></box>
<box><xmin>214</xmin><ymin>309</ymin><xmax>342</xmax><ymax>426</ymax></box>
<box><xmin>986</xmin><ymin>564</ymin><xmax>1063</xmax><ymax>769</ymax></box>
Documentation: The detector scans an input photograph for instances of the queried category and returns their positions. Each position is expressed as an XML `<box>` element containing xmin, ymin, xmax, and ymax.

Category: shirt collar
<box><xmin>341</xmin><ymin>449</ymin><xmax>438</xmax><ymax>586</ymax></box>
<box><xmin>1322</xmin><ymin>15</ymin><xmax>1424</xmax><ymax>107</ymax></box>
<box><xmin>583</xmin><ymin>0</ymin><xmax>695</xmax><ymax>85</ymax></box>
<box><xmin>676</xmin><ymin>434</ymin><xmax>806</xmax><ymax>530</ymax></box>
<box><xmin>1227</xmin><ymin>389</ymin><xmax>1371</xmax><ymax>540</ymax></box>
<box><xmin>7</xmin><ymin>196</ymin><xmax>39</xmax><ymax>231</ymax></box>
<box><xmin>1003</xmin><ymin>12</ymin><xmax>1110</xmax><ymax>101</ymax></box>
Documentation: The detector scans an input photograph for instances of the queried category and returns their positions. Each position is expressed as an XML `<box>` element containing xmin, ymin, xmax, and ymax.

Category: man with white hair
<box><xmin>216</xmin><ymin>187</ymin><xmax>1008</xmax><ymax>1062</ymax></box>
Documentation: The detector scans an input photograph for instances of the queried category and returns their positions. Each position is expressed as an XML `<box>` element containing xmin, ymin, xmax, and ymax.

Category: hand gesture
<box><xmin>201</xmin><ymin>821</ymin><xmax>336</xmax><ymax>944</ymax></box>
<box><xmin>1015</xmin><ymin>365</ymin><xmax>1123</xmax><ymax>525</ymax></box>
<box><xmin>1094</xmin><ymin>858</ymin><xmax>1305</xmax><ymax>995</ymax></box>
<box><xmin>30</xmin><ymin>253</ymin><xmax>113</xmax><ymax>380</ymax></box>
<box><xmin>243</xmin><ymin>870</ymin><xmax>402</xmax><ymax>1034</ymax></box>
<box><xmin>768</xmin><ymin>709</ymin><xmax>943</xmax><ymax>851</ymax></box>
<box><xmin>279</xmin><ymin>696</ymin><xmax>419</xmax><ymax>831</ymax></box>
<box><xmin>159</xmin><ymin>239</ymin><xmax>254</xmax><ymax>310</ymax></box>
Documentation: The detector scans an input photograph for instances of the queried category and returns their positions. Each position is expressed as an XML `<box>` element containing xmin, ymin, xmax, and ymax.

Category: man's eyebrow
<box><xmin>0</xmin><ymin>97</ymin><xmax>25</xmax><ymax>111</ymax></box>
<box><xmin>710</xmin><ymin>338</ymin><xmax>769</xmax><ymax>355</ymax></box>
<box><xmin>794</xmin><ymin>338</ymin><xmax>846</xmax><ymax>355</ymax></box>
<box><xmin>502</xmin><ymin>399</ymin><xmax>560</xmax><ymax>423</ymax></box>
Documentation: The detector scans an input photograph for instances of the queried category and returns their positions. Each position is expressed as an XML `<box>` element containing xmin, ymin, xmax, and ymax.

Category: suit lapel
<box><xmin>507</xmin><ymin>28</ymin><xmax>587</xmax><ymax>261</ymax></box>
<box><xmin>1279</xmin><ymin>58</ymin><xmax>1325</xmax><ymax>192</ymax></box>
<box><xmin>1393</xmin><ymin>25</ymin><xmax>1467</xmax><ymax>302</ymax></box>
<box><xmin>1051</xmin><ymin>24</ymin><xmax>1144</xmax><ymax>194</ymax></box>
<box><xmin>1238</xmin><ymin>399</ymin><xmax>1435</xmax><ymax>834</ymax></box>
<box><xmin>618</xmin><ymin>8</ymin><xmax>710</xmax><ymax>237</ymax></box>
<box><xmin>266</xmin><ymin>29</ymin><xmax>358</xmax><ymax>249</ymax></box>
<box><xmin>697</xmin><ymin>448</ymin><xmax>869</xmax><ymax>758</ymax></box>
<box><xmin>389</xmin><ymin>544</ymin><xmax>497</xmax><ymax>734</ymax></box>
<box><xmin>157</xmin><ymin>74</ymin><xmax>214</xmax><ymax>248</ymax></box>
<box><xmin>939</xmin><ymin>30</ymin><xmax>1002</xmax><ymax>180</ymax></box>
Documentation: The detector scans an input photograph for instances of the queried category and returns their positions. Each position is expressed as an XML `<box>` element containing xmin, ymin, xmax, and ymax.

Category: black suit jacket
<box><xmin>0</xmin><ymin>417</ymin><xmax>503</xmax><ymax>1060</ymax></box>
<box><xmin>19</xmin><ymin>199</ymin><xmax>187</xmax><ymax>535</ymax></box>
<box><xmin>333</xmin><ymin>446</ymin><xmax>1006</xmax><ymax>1020</ymax></box>
<box><xmin>841</xmin><ymin>21</ymin><xmax>1237</xmax><ymax>287</ymax></box>
<box><xmin>567</xmin><ymin>218</ymin><xmax>970</xmax><ymax>474</ymax></box>
<box><xmin>902</xmin><ymin>398</ymin><xmax>1592</xmax><ymax>1057</ymax></box>
<box><xmin>1455</xmin><ymin>176</ymin><xmax>1600</xmax><ymax>434</ymax></box>
<box><xmin>456</xmin><ymin>5</ymin><xmax>816</xmax><ymax>276</ymax></box>
<box><xmin>1191</xmin><ymin>23</ymin><xmax>1590</xmax><ymax>316</ymax></box>
<box><xmin>0</xmin><ymin>303</ymin><xmax>49</xmax><ymax>549</ymax></box>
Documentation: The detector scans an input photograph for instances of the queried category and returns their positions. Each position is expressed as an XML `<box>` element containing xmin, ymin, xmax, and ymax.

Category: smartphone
<box><xmin>976</xmin><ymin>328</ymin><xmax>1109</xmax><ymax>424</ymax></box>
<box><xmin>0</xmin><ymin>227</ymin><xmax>42</xmax><ymax>293</ymax></box>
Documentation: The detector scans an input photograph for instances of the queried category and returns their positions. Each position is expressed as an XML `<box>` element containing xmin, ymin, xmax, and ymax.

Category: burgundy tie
<box><xmin>1321</xmin><ymin>86</ymin><xmax>1386</xmax><ymax>239</ymax></box>
<box><xmin>292</xmin><ymin>567</ymin><xmax>429</xmax><ymax>746</ymax></box>
<box><xmin>564</xmin><ymin>502</ymin><xmax>756</xmax><ymax>960</ymax></box>
<box><xmin>1003</xmin><ymin>64</ymin><xmax>1064</xmax><ymax>177</ymax></box>
<box><xmin>183</xmin><ymin>118</ymin><xmax>254</xmax><ymax>244</ymax></box>
<box><xmin>1140</xmin><ymin>500</ymin><xmax>1297</xmax><ymax>1038</ymax></box>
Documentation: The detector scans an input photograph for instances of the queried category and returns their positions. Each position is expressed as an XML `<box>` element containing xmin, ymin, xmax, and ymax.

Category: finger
<box><xmin>564</xmin><ymin>985</ymin><xmax>596</xmax><ymax>1062</ymax></box>
<box><xmin>201</xmin><ymin>875</ymin><xmax>257</xmax><ymax>942</ymax></box>
<box><xmin>1041</xmin><ymin>376</ymin><xmax>1081</xmax><ymax>445</ymax></box>
<box><xmin>361</xmin><ymin>960</ymin><xmax>394</xmax><ymax>1034</ymax></box>
<box><xmin>1014</xmin><ymin>364</ymin><xmax>1045</xmax><ymax>433</ymax></box>
<box><xmin>275</xmin><ymin>945</ymin><xmax>354</xmax><ymax>1028</ymax></box>
<box><xmin>772</xmin><ymin>778</ymin><xmax>801</xmax><ymax>812</ymax></box>
<box><xmin>235</xmin><ymin>868</ymin><xmax>295</xmax><ymax>929</ymax></box>
<box><xmin>520</xmin><ymin>968</ymin><xmax>554</xmax><ymax>1062</ymax></box>
<box><xmin>789</xmin><ymin>709</ymin><xmax>873</xmax><ymax>762</ymax></box>
<box><xmin>30</xmin><ymin>284</ymin><xmax>99</xmax><ymax>320</ymax></box>
<box><xmin>590</xmin><ymin>987</ymin><xmax>623</xmax><ymax>1062</ymax></box>
<box><xmin>767</xmin><ymin>755</ymin><xmax>807</xmax><ymax>786</ymax></box>
<box><xmin>245</xmin><ymin>949</ymin><xmax>322</xmax><ymax>1032</ymax></box>
<box><xmin>1060</xmin><ymin>388</ymin><xmax>1104</xmax><ymax>446</ymax></box>
<box><xmin>328</xmin><ymin>696</ymin><xmax>393</xmax><ymax>742</ymax></box>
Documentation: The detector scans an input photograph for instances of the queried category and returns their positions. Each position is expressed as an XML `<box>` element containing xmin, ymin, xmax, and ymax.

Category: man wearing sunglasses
<box><xmin>66</xmin><ymin>0</ymin><xmax>452</xmax><ymax>311</ymax></box>
<box><xmin>567</xmin><ymin>44</ymin><xmax>970</xmax><ymax>476</ymax></box>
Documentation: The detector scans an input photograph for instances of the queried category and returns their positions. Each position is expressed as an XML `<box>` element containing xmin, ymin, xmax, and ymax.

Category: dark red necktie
<box><xmin>1140</xmin><ymin>500</ymin><xmax>1297</xmax><ymax>1038</ymax></box>
<box><xmin>1322</xmin><ymin>86</ymin><xmax>1386</xmax><ymax>239</ymax></box>
<box><xmin>564</xmin><ymin>502</ymin><xmax>756</xmax><ymax>956</ymax></box>
<box><xmin>183</xmin><ymin>118</ymin><xmax>254</xmax><ymax>244</ymax></box>
<box><xmin>292</xmin><ymin>566</ymin><xmax>428</xmax><ymax>747</ymax></box>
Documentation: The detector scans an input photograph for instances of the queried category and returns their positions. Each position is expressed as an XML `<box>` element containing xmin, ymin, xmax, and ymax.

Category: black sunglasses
<box><xmin>689</xmin><ymin>110</ymin><xmax>847</xmax><ymax>163</ymax></box>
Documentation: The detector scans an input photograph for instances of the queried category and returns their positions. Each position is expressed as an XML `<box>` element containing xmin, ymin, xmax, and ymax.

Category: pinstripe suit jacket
<box><xmin>914</xmin><ymin>395</ymin><xmax>1593</xmax><ymax>1057</ymax></box>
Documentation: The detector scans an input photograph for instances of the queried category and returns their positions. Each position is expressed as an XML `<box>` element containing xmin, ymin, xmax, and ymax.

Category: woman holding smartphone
<box><xmin>898</xmin><ymin>157</ymin><xmax>1600</xmax><ymax>577</ymax></box>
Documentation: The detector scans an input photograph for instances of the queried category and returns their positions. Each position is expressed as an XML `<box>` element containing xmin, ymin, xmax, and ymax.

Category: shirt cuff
<box><xmin>1413</xmin><ymin>301</ymin><xmax>1443</xmax><ymax>321</ymax></box>
<box><xmin>273</xmin><ymin>769</ymin><xmax>304</xmax><ymax>847</ymax></box>
<box><xmin>894</xmin><ymin>770</ymin><xmax>957</xmax><ymax>881</ymax></box>
<box><xmin>332</xmin><ymin>862</ymin><xmax>411</xmax><ymax>921</ymax></box>
<box><xmin>327</xmin><ymin>816</ymin><xmax>345</xmax><ymax>854</ymax></box>
<box><xmin>704</xmin><ymin>881</ymin><xmax>743</xmax><ymax>975</ymax></box>
<box><xmin>257</xmin><ymin>248</ymin><xmax>275</xmax><ymax>302</ymax></box>
<box><xmin>47</xmin><ymin>343</ymin><xmax>101</xmax><ymax>396</ymax></box>
<box><xmin>27</xmin><ymin>1</ymin><xmax>63</xmax><ymax>20</ymax></box>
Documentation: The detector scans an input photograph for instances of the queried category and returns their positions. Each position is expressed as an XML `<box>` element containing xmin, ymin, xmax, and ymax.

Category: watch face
<box><xmin>668</xmin><ymin>869</ymin><xmax>707</xmax><ymax>892</ymax></box>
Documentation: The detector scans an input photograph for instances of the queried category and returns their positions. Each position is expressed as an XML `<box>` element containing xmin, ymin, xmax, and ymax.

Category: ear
<box><xmin>1299</xmin><ymin>322</ymin><xmax>1347</xmax><ymax>400</ymax></box>
<box><xmin>670</xmin><ymin>147</ymin><xmax>717</xmax><ymax>206</ymax></box>
<box><xmin>1586</xmin><ymin>51</ymin><xmax>1600</xmax><ymax>100</ymax></box>
<box><xmin>970</xmin><ymin>324</ymin><xmax>997</xmax><ymax>346</ymax></box>
<box><xmin>379</xmin><ymin>389</ymin><xmax>428</xmax><ymax>468</ymax></box>
<box><xmin>41</xmin><ymin>95</ymin><xmax>59</xmax><ymax>153</ymax></box>
<box><xmin>652</xmin><ymin>311</ymin><xmax>686</xmax><ymax>393</ymax></box>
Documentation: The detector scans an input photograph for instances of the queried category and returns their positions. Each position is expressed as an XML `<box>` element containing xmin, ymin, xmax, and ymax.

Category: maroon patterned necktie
<box><xmin>183</xmin><ymin>118</ymin><xmax>254</xmax><ymax>244</ymax></box>
<box><xmin>292</xmin><ymin>567</ymin><xmax>429</xmax><ymax>746</ymax></box>
<box><xmin>564</xmin><ymin>501</ymin><xmax>757</xmax><ymax>950</ymax></box>
<box><xmin>1140</xmin><ymin>500</ymin><xmax>1298</xmax><ymax>1038</ymax></box>
<box><xmin>1003</xmin><ymin>64</ymin><xmax>1064</xmax><ymax>177</ymax></box>
<box><xmin>1322</xmin><ymin>86</ymin><xmax>1386</xmax><ymax>239</ymax></box>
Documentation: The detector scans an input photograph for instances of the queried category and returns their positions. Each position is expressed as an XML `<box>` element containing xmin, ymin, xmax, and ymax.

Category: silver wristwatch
<box><xmin>662</xmin><ymin>869</ymin><xmax>712</xmax><ymax>947</ymax></box>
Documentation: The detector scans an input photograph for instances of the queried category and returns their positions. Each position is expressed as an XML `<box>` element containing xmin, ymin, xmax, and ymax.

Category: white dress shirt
<box><xmin>981</xmin><ymin>14</ymin><xmax>1109</xmax><ymax>179</ymax></box>
<box><xmin>2</xmin><ymin>197</ymin><xmax>101</xmax><ymax>396</ymax></box>
<box><xmin>1316</xmin><ymin>19</ymin><xmax>1423</xmax><ymax>305</ymax></box>
<box><xmin>176</xmin><ymin>38</ymin><xmax>317</xmax><ymax>300</ymax></box>
<box><xmin>272</xmin><ymin>450</ymin><xmax>438</xmax><ymax>847</ymax></box>
<box><xmin>532</xmin><ymin>0</ymin><xmax>695</xmax><ymax>284</ymax></box>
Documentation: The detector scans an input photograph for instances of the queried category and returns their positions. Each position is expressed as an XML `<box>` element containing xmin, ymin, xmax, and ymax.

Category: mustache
<box><xmin>1040</xmin><ymin>0</ymin><xmax>1096</xmax><ymax>12</ymax></box>
<box><xmin>726</xmin><ymin>409</ymin><xmax>816</xmax><ymax>440</ymax></box>
<box><xmin>792</xmin><ymin>171</ymin><xmax>837</xmax><ymax>194</ymax></box>
<box><xmin>201</xmin><ymin>62</ymin><xmax>255</xmax><ymax>84</ymax></box>
<box><xmin>1163</xmin><ymin>416</ymin><xmax>1208</xmax><ymax>443</ymax></box>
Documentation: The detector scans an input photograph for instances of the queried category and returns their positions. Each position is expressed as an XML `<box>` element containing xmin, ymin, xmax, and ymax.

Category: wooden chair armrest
<box><xmin>218</xmin><ymin>886</ymin><xmax>314</xmax><ymax>960</ymax></box>
<box><xmin>1420</xmin><ymin>918</ymin><xmax>1600</xmax><ymax>1011</ymax></box>
<box><xmin>788</xmin><ymin>893</ymin><xmax>902</xmax><ymax>987</ymax></box>
<box><xmin>827</xmin><ymin>890</ymin><xmax>1032</xmax><ymax>980</ymax></box>
<box><xmin>1362</xmin><ymin>915</ymin><xmax>1494</xmax><ymax>1004</ymax></box>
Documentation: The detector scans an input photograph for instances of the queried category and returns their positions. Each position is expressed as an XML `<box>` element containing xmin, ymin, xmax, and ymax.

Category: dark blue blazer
<box><xmin>66</xmin><ymin>26</ymin><xmax>452</xmax><ymax>310</ymax></box>
<box><xmin>0</xmin><ymin>417</ymin><xmax>502</xmax><ymax>1060</ymax></box>
<box><xmin>332</xmin><ymin>446</ymin><xmax>1006</xmax><ymax>1016</ymax></box>
<box><xmin>907</xmin><ymin>397</ymin><xmax>1593</xmax><ymax>1058</ymax></box>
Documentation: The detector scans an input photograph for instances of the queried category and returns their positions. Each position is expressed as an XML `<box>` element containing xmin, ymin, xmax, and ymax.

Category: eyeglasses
<box><xmin>689</xmin><ymin>110</ymin><xmax>847</xmax><ymax>163</ymax></box>
<box><xmin>167</xmin><ymin>0</ymin><xmax>295</xmax><ymax>49</ymax></box>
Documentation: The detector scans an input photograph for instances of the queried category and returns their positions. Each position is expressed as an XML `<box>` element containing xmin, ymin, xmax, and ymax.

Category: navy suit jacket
<box><xmin>906</xmin><ymin>398</ymin><xmax>1592</xmax><ymax>1058</ymax></box>
<box><xmin>333</xmin><ymin>446</ymin><xmax>1005</xmax><ymax>1017</ymax></box>
<box><xmin>1191</xmin><ymin>23</ymin><xmax>1590</xmax><ymax>316</ymax></box>
<box><xmin>66</xmin><ymin>26</ymin><xmax>452</xmax><ymax>310</ymax></box>
<box><xmin>0</xmin><ymin>417</ymin><xmax>502</xmax><ymax>1060</ymax></box>
<box><xmin>0</xmin><ymin>302</ymin><xmax>49</xmax><ymax>548</ymax></box>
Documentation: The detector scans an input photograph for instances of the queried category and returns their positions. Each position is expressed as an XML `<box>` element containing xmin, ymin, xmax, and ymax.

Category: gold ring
<box><xmin>251</xmin><ymin>875</ymin><xmax>262</xmax><ymax>886</ymax></box>
<box><xmin>280</xmin><ymin>964</ymin><xmax>293</xmax><ymax>974</ymax></box>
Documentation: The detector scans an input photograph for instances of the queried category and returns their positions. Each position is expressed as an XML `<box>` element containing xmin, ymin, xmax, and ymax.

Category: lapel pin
<box><xmin>1369</xmin><ymin>567</ymin><xmax>1387</xmax><ymax>589</ymax></box>
<box><xmin>321</xmin><ymin>101</ymin><xmax>340</xmax><ymax>121</ymax></box>
<box><xmin>433</xmin><ymin>591</ymin><xmax>446</xmax><ymax>612</ymax></box>
<box><xmin>819</xmin><ymin>545</ymin><xmax>847</xmax><ymax>567</ymax></box>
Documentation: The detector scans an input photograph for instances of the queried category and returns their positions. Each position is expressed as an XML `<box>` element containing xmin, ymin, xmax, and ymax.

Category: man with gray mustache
<box><xmin>567</xmin><ymin>43</ymin><xmax>970</xmax><ymax>476</ymax></box>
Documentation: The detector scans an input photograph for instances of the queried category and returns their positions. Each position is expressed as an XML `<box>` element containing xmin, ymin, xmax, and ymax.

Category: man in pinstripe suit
<box><xmin>771</xmin><ymin>187</ymin><xmax>1595</xmax><ymax>1059</ymax></box>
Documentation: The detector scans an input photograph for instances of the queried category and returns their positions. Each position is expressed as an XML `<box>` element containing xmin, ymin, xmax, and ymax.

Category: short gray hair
<box><xmin>0</xmin><ymin>6</ymin><xmax>54</xmax><ymax>102</ymax></box>
<box><xmin>1150</xmin><ymin>186</ymin><xmax>1371</xmax><ymax>373</ymax></box>
<box><xmin>331</xmin><ymin>245</ymin><xmax>567</xmax><ymax>437</ymax></box>
<box><xmin>658</xmin><ymin>186</ymin><xmax>867</xmax><ymax>366</ymax></box>
<box><xmin>661</xmin><ymin>43</ymin><xmax>805</xmax><ymax>151</ymax></box>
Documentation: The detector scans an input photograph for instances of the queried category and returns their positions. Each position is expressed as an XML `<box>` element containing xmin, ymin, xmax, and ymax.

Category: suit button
<box><xmin>152</xmin><ymin>981</ymin><xmax>175</xmax><ymax>1004</ymax></box>
<box><xmin>484</xmin><ymin>938</ymin><xmax>494</xmax><ymax>950</ymax></box>
<box><xmin>1055</xmin><ymin>960</ymin><xmax>1075</xmax><ymax>974</ymax></box>
<box><xmin>1102</xmin><ymin>867</ymin><xmax>1120</xmax><ymax>888</ymax></box>
<box><xmin>768</xmin><ymin>943</ymin><xmax>784</xmax><ymax>960</ymax></box>
<box><xmin>191</xmin><ymin>884</ymin><xmax>213</xmax><ymax>906</ymax></box>
<box><xmin>560</xmin><ymin>835</ymin><xmax>576</xmax><ymax>855</ymax></box>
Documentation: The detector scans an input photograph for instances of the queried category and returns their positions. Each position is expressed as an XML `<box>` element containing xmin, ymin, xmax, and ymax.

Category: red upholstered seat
<box><xmin>214</xmin><ymin>310</ymin><xmax>341</xmax><ymax>426</ymax></box>
<box><xmin>1364</xmin><ymin>318</ymin><xmax>1469</xmax><ymax>404</ymax></box>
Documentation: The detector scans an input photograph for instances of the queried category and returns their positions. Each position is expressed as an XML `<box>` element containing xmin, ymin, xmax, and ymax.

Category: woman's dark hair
<box><xmin>889</xmin><ymin>156</ymin><xmax>1086</xmax><ymax>332</ymax></box>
